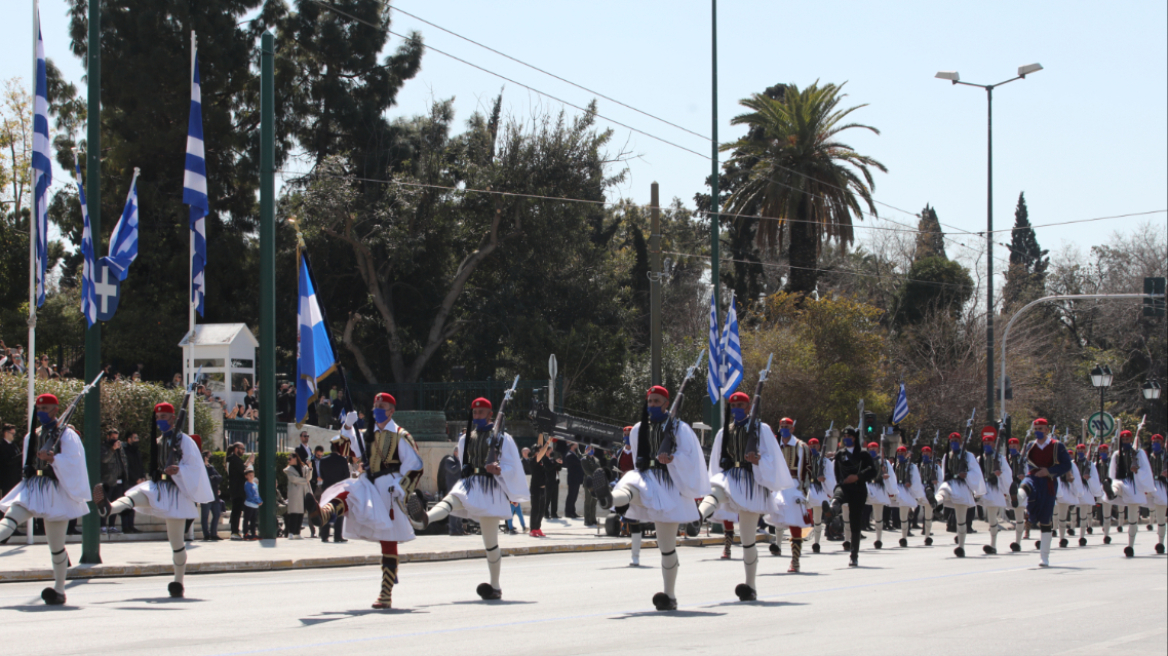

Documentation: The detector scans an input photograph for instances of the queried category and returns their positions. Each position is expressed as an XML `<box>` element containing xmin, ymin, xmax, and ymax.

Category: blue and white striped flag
<box><xmin>719</xmin><ymin>293</ymin><xmax>744</xmax><ymax>398</ymax></box>
<box><xmin>892</xmin><ymin>382</ymin><xmax>909</xmax><ymax>424</ymax></box>
<box><xmin>707</xmin><ymin>288</ymin><xmax>723</xmax><ymax>403</ymax></box>
<box><xmin>296</xmin><ymin>252</ymin><xmax>339</xmax><ymax>427</ymax></box>
<box><xmin>32</xmin><ymin>17</ymin><xmax>51</xmax><ymax>308</ymax></box>
<box><xmin>76</xmin><ymin>162</ymin><xmax>97</xmax><ymax>327</ymax></box>
<box><xmin>103</xmin><ymin>169</ymin><xmax>140</xmax><ymax>281</ymax></box>
<box><xmin>183</xmin><ymin>55</ymin><xmax>209</xmax><ymax>316</ymax></box>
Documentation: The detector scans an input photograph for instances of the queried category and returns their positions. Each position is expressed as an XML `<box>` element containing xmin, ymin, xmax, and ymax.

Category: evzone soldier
<box><xmin>695</xmin><ymin>391</ymin><xmax>792</xmax><ymax>599</ymax></box>
<box><xmin>1144</xmin><ymin>435</ymin><xmax>1166</xmax><ymax>554</ymax></box>
<box><xmin>1053</xmin><ymin>442</ymin><xmax>1083</xmax><ymax>549</ymax></box>
<box><xmin>1072</xmin><ymin>443</ymin><xmax>1104</xmax><ymax>547</ymax></box>
<box><xmin>976</xmin><ymin>434</ymin><xmax>1012</xmax><ymax>555</ymax></box>
<box><xmin>0</xmin><ymin>394</ymin><xmax>91</xmax><ymax>605</ymax></box>
<box><xmin>306</xmin><ymin>394</ymin><xmax>426</xmax><ymax>609</ymax></box>
<box><xmin>890</xmin><ymin>445</ymin><xmax>920</xmax><ymax>548</ymax></box>
<box><xmin>420</xmin><ymin>397</ymin><xmax>528</xmax><ymax>599</ymax></box>
<box><xmin>805</xmin><ymin>437</ymin><xmax>836</xmax><ymax>554</ymax></box>
<box><xmin>918</xmin><ymin>446</ymin><xmax>940</xmax><ymax>546</ymax></box>
<box><xmin>1108</xmin><ymin>429</ymin><xmax>1154</xmax><ymax>558</ymax></box>
<box><xmin>829</xmin><ymin>428</ymin><xmax>878</xmax><ymax>567</ymax></box>
<box><xmin>1095</xmin><ymin>443</ymin><xmax>1116</xmax><ymax>544</ymax></box>
<box><xmin>95</xmin><ymin>402</ymin><xmax>213</xmax><ymax>598</ymax></box>
<box><xmin>1007</xmin><ymin>437</ymin><xmax>1030</xmax><ymax>551</ymax></box>
<box><xmin>767</xmin><ymin>418</ymin><xmax>811</xmax><ymax>572</ymax></box>
<box><xmin>592</xmin><ymin>385</ymin><xmax>710</xmax><ymax>611</ymax></box>
<box><xmin>936</xmin><ymin>431</ymin><xmax>986</xmax><ymax>558</ymax></box>
<box><xmin>1015</xmin><ymin>418</ymin><xmax>1072</xmax><ymax>567</ymax></box>
<box><xmin>864</xmin><ymin>442</ymin><xmax>896</xmax><ymax>550</ymax></box>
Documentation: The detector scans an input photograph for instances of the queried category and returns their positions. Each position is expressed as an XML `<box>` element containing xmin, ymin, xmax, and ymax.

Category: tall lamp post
<box><xmin>1142</xmin><ymin>378</ymin><xmax>1162</xmax><ymax>433</ymax></box>
<box><xmin>935</xmin><ymin>63</ymin><xmax>1043</xmax><ymax>423</ymax></box>
<box><xmin>1090</xmin><ymin>364</ymin><xmax>1114</xmax><ymax>438</ymax></box>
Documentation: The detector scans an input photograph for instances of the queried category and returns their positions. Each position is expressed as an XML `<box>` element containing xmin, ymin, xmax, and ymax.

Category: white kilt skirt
<box><xmin>123</xmin><ymin>479</ymin><xmax>200</xmax><ymax>520</ymax></box>
<box><xmin>322</xmin><ymin>474</ymin><xmax>416</xmax><ymax>543</ymax></box>
<box><xmin>0</xmin><ymin>478</ymin><xmax>89</xmax><ymax>522</ymax></box>
<box><xmin>710</xmin><ymin>468</ymin><xmax>775</xmax><ymax>516</ymax></box>
<box><xmin>765</xmin><ymin>487</ymin><xmax>809</xmax><ymax>528</ymax></box>
<box><xmin>617</xmin><ymin>469</ymin><xmax>699</xmax><ymax>524</ymax></box>
<box><xmin>447</xmin><ymin>473</ymin><xmax>512</xmax><ymax>521</ymax></box>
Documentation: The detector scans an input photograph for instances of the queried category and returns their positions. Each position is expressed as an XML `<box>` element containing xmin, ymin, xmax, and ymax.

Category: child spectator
<box><xmin>243</xmin><ymin>467</ymin><xmax>263</xmax><ymax>540</ymax></box>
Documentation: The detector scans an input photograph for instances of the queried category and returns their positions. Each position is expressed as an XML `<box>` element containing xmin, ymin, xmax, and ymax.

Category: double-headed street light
<box><xmin>936</xmin><ymin>63</ymin><xmax>1043</xmax><ymax>425</ymax></box>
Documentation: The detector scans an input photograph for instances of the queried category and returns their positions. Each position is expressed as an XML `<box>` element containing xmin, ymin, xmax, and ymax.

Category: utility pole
<box><xmin>80</xmin><ymin>0</ymin><xmax>102</xmax><ymax>565</ymax></box>
<box><xmin>650</xmin><ymin>182</ymin><xmax>662</xmax><ymax>386</ymax></box>
<box><xmin>258</xmin><ymin>31</ymin><xmax>277</xmax><ymax>539</ymax></box>
<box><xmin>709</xmin><ymin>0</ymin><xmax>721</xmax><ymax>436</ymax></box>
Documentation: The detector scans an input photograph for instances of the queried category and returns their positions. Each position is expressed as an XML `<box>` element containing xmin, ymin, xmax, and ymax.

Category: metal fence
<box><xmin>223</xmin><ymin>419</ymin><xmax>289</xmax><ymax>453</ymax></box>
<box><xmin>348</xmin><ymin>379</ymin><xmax>561</xmax><ymax>420</ymax></box>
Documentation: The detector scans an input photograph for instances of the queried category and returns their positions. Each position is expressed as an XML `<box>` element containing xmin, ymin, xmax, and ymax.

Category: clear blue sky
<box><xmin>6</xmin><ymin>1</ymin><xmax>1167</xmax><ymax>268</ymax></box>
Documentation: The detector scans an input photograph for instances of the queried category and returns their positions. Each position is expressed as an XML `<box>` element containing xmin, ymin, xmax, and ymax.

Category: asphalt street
<box><xmin>0</xmin><ymin>532</ymin><xmax>1164</xmax><ymax>656</ymax></box>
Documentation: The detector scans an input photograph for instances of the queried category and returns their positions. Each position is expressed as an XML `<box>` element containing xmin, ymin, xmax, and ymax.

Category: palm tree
<box><xmin>721</xmin><ymin>82</ymin><xmax>886</xmax><ymax>297</ymax></box>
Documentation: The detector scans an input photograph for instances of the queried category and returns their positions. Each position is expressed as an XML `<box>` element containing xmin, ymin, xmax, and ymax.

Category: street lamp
<box><xmin>936</xmin><ymin>63</ymin><xmax>1043</xmax><ymax>424</ymax></box>
<box><xmin>1141</xmin><ymin>379</ymin><xmax>1162</xmax><ymax>402</ymax></box>
<box><xmin>1090</xmin><ymin>364</ymin><xmax>1113</xmax><ymax>439</ymax></box>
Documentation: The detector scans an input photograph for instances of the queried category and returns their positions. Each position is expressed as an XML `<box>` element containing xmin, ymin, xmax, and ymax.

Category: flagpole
<box><xmin>81</xmin><ymin>0</ymin><xmax>103</xmax><ymax>564</ymax></box>
<box><xmin>187</xmin><ymin>30</ymin><xmax>197</xmax><ymax>435</ymax></box>
<box><xmin>26</xmin><ymin>0</ymin><xmax>39</xmax><ymax>546</ymax></box>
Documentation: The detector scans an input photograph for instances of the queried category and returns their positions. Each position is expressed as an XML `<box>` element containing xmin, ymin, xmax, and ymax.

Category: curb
<box><xmin>0</xmin><ymin>536</ymin><xmax>723</xmax><ymax>583</ymax></box>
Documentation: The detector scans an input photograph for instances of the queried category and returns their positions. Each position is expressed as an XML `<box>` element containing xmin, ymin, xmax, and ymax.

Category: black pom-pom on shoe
<box><xmin>41</xmin><ymin>588</ymin><xmax>66</xmax><ymax>606</ymax></box>
<box><xmin>476</xmin><ymin>583</ymin><xmax>502</xmax><ymax>600</ymax></box>
<box><xmin>954</xmin><ymin>547</ymin><xmax>965</xmax><ymax>558</ymax></box>
<box><xmin>652</xmin><ymin>592</ymin><xmax>677</xmax><ymax>611</ymax></box>
<box><xmin>734</xmin><ymin>584</ymin><xmax>756</xmax><ymax>602</ymax></box>
<box><xmin>168</xmin><ymin>582</ymin><xmax>184</xmax><ymax>598</ymax></box>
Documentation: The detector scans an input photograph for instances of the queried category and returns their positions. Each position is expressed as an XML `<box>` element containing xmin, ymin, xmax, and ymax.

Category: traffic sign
<box><xmin>1087</xmin><ymin>412</ymin><xmax>1116</xmax><ymax>439</ymax></box>
<box><xmin>981</xmin><ymin>425</ymin><xmax>998</xmax><ymax>441</ymax></box>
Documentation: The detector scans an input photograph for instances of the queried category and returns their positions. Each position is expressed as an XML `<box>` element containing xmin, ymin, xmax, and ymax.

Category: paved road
<box><xmin>1</xmin><ymin>535</ymin><xmax>1164</xmax><ymax>656</ymax></box>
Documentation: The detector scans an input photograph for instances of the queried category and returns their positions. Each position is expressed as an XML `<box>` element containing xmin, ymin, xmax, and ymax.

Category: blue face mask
<box><xmin>810</xmin><ymin>447</ymin><xmax>819</xmax><ymax>455</ymax></box>
<box><xmin>922</xmin><ymin>455</ymin><xmax>931</xmax><ymax>464</ymax></box>
<box><xmin>1034</xmin><ymin>431</ymin><xmax>1045</xmax><ymax>440</ymax></box>
<box><xmin>156</xmin><ymin>419</ymin><xmax>171</xmax><ymax>433</ymax></box>
<box><xmin>780</xmin><ymin>428</ymin><xmax>792</xmax><ymax>439</ymax></box>
<box><xmin>842</xmin><ymin>438</ymin><xmax>854</xmax><ymax>448</ymax></box>
<box><xmin>1122</xmin><ymin>442</ymin><xmax>1133</xmax><ymax>452</ymax></box>
<box><xmin>36</xmin><ymin>411</ymin><xmax>55</xmax><ymax>426</ymax></box>
<box><xmin>1009</xmin><ymin>448</ymin><xmax>1018</xmax><ymax>456</ymax></box>
<box><xmin>731</xmin><ymin>408</ymin><xmax>747</xmax><ymax>423</ymax></box>
<box><xmin>950</xmin><ymin>442</ymin><xmax>961</xmax><ymax>452</ymax></box>
<box><xmin>897</xmin><ymin>454</ymin><xmax>906</xmax><ymax>463</ymax></box>
<box><xmin>372</xmin><ymin>408</ymin><xmax>390</xmax><ymax>424</ymax></box>
<box><xmin>1153</xmin><ymin>443</ymin><xmax>1163</xmax><ymax>454</ymax></box>
<box><xmin>868</xmin><ymin>450</ymin><xmax>878</xmax><ymax>458</ymax></box>
<box><xmin>984</xmin><ymin>445</ymin><xmax>993</xmax><ymax>455</ymax></box>
<box><xmin>473</xmin><ymin>418</ymin><xmax>490</xmax><ymax>430</ymax></box>
<box><xmin>647</xmin><ymin>406</ymin><xmax>668</xmax><ymax>422</ymax></box>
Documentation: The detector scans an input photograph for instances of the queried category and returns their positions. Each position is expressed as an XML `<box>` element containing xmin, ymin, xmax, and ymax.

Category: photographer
<box><xmin>832</xmin><ymin>427</ymin><xmax>878</xmax><ymax>567</ymax></box>
<box><xmin>99</xmin><ymin>429</ymin><xmax>129</xmax><ymax>533</ymax></box>
<box><xmin>527</xmin><ymin>435</ymin><xmax>553</xmax><ymax>537</ymax></box>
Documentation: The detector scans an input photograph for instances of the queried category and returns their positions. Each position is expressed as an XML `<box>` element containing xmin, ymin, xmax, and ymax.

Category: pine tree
<box><xmin>1002</xmin><ymin>192</ymin><xmax>1049</xmax><ymax>311</ymax></box>
<box><xmin>913</xmin><ymin>204</ymin><xmax>946</xmax><ymax>262</ymax></box>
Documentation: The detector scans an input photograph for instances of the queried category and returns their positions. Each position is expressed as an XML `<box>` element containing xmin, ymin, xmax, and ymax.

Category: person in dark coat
<box><xmin>119</xmin><ymin>432</ymin><xmax>144</xmax><ymax>533</ymax></box>
<box><xmin>226</xmin><ymin>443</ymin><xmax>248</xmax><ymax>539</ymax></box>
<box><xmin>0</xmin><ymin>423</ymin><xmax>21</xmax><ymax>498</ymax></box>
<box><xmin>294</xmin><ymin>430</ymin><xmax>312</xmax><ymax>465</ymax></box>
<box><xmin>201</xmin><ymin>451</ymin><xmax>224</xmax><ymax>540</ymax></box>
<box><xmin>832</xmin><ymin>427</ymin><xmax>878</xmax><ymax>568</ymax></box>
<box><xmin>563</xmin><ymin>443</ymin><xmax>584</xmax><ymax>519</ymax></box>
<box><xmin>527</xmin><ymin>436</ymin><xmax>552</xmax><ymax>536</ymax></box>
<box><xmin>317</xmin><ymin>441</ymin><xmax>350</xmax><ymax>542</ymax></box>
<box><xmin>543</xmin><ymin>444</ymin><xmax>563</xmax><ymax>519</ymax></box>
<box><xmin>438</xmin><ymin>447</ymin><xmax>463</xmax><ymax>535</ymax></box>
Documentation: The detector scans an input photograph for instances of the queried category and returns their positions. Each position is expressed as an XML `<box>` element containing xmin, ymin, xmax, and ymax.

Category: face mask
<box><xmin>473</xmin><ymin>418</ymin><xmax>490</xmax><ymax>430</ymax></box>
<box><xmin>780</xmin><ymin>427</ymin><xmax>792</xmax><ymax>438</ymax></box>
<box><xmin>731</xmin><ymin>408</ymin><xmax>747</xmax><ymax>423</ymax></box>
<box><xmin>647</xmin><ymin>406</ymin><xmax>668</xmax><ymax>422</ymax></box>
<box><xmin>810</xmin><ymin>448</ymin><xmax>819</xmax><ymax>455</ymax></box>
<box><xmin>984</xmin><ymin>445</ymin><xmax>993</xmax><ymax>455</ymax></box>
<box><xmin>922</xmin><ymin>455</ymin><xmax>931</xmax><ymax>464</ymax></box>
<box><xmin>897</xmin><ymin>454</ymin><xmax>906</xmax><ymax>463</ymax></box>
<box><xmin>868</xmin><ymin>450</ymin><xmax>878</xmax><ymax>458</ymax></box>
<box><xmin>842</xmin><ymin>438</ymin><xmax>853</xmax><ymax>448</ymax></box>
<box><xmin>1034</xmin><ymin>431</ymin><xmax>1045</xmax><ymax>440</ymax></box>
<box><xmin>1153</xmin><ymin>443</ymin><xmax>1163</xmax><ymax>454</ymax></box>
<box><xmin>1122</xmin><ymin>443</ymin><xmax>1133</xmax><ymax>452</ymax></box>
<box><xmin>156</xmin><ymin>419</ymin><xmax>171</xmax><ymax>433</ymax></box>
<box><xmin>950</xmin><ymin>442</ymin><xmax>960</xmax><ymax>452</ymax></box>
<box><xmin>36</xmin><ymin>411</ymin><xmax>55</xmax><ymax>426</ymax></box>
<box><xmin>372</xmin><ymin>408</ymin><xmax>390</xmax><ymax>424</ymax></box>
<box><xmin>1009</xmin><ymin>448</ymin><xmax>1018</xmax><ymax>456</ymax></box>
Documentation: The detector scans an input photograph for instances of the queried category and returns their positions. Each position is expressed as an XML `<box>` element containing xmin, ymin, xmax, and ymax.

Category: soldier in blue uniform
<box><xmin>1015</xmin><ymin>418</ymin><xmax>1072</xmax><ymax>567</ymax></box>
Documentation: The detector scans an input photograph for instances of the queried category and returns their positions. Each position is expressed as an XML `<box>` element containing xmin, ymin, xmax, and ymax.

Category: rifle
<box><xmin>656</xmin><ymin>350</ymin><xmax>705</xmax><ymax>459</ymax></box>
<box><xmin>487</xmin><ymin>376</ymin><xmax>521</xmax><ymax>468</ymax></box>
<box><xmin>743</xmin><ymin>353</ymin><xmax>774</xmax><ymax>461</ymax></box>
<box><xmin>159</xmin><ymin>365</ymin><xmax>203</xmax><ymax>480</ymax></box>
<box><xmin>955</xmin><ymin>407</ymin><xmax>975</xmax><ymax>478</ymax></box>
<box><xmin>29</xmin><ymin>372</ymin><xmax>105</xmax><ymax>477</ymax></box>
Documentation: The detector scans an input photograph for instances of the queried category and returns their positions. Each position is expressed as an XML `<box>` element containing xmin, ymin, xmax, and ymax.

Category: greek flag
<box><xmin>32</xmin><ymin>17</ymin><xmax>51</xmax><ymax>308</ymax></box>
<box><xmin>183</xmin><ymin>55</ymin><xmax>209</xmax><ymax>316</ymax></box>
<box><xmin>719</xmin><ymin>292</ymin><xmax>744</xmax><ymax>398</ymax></box>
<box><xmin>77</xmin><ymin>163</ymin><xmax>97</xmax><ymax>327</ymax></box>
<box><xmin>102</xmin><ymin>169</ymin><xmax>140</xmax><ymax>280</ymax></box>
<box><xmin>892</xmin><ymin>382</ymin><xmax>909</xmax><ymax>424</ymax></box>
<box><xmin>296</xmin><ymin>252</ymin><xmax>339</xmax><ymax>426</ymax></box>
<box><xmin>707</xmin><ymin>288</ymin><xmax>723</xmax><ymax>403</ymax></box>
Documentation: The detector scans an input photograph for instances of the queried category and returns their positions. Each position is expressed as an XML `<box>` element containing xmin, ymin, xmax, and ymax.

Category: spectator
<box><xmin>315</xmin><ymin>397</ymin><xmax>331</xmax><ymax>429</ymax></box>
<box><xmin>527</xmin><ymin>435</ymin><xmax>552</xmax><ymax>537</ymax></box>
<box><xmin>242</xmin><ymin>467</ymin><xmax>262</xmax><ymax>540</ymax></box>
<box><xmin>121</xmin><ymin>431</ymin><xmax>143</xmax><ymax>533</ymax></box>
<box><xmin>168</xmin><ymin>373</ymin><xmax>183</xmax><ymax>389</ymax></box>
<box><xmin>317</xmin><ymin>442</ymin><xmax>349</xmax><ymax>542</ymax></box>
<box><xmin>294</xmin><ymin>431</ymin><xmax>311</xmax><ymax>464</ymax></box>
<box><xmin>226</xmin><ymin>443</ymin><xmax>248</xmax><ymax>539</ymax></box>
<box><xmin>354</xmin><ymin>409</ymin><xmax>366</xmax><ymax>430</ymax></box>
<box><xmin>130</xmin><ymin>371</ymin><xmax>142</xmax><ymax>383</ymax></box>
<box><xmin>1</xmin><ymin>423</ymin><xmax>21</xmax><ymax>540</ymax></box>
<box><xmin>99</xmin><ymin>428</ymin><xmax>129</xmax><ymax>533</ymax></box>
<box><xmin>331</xmin><ymin>390</ymin><xmax>348</xmax><ymax>429</ymax></box>
<box><xmin>327</xmin><ymin>385</ymin><xmax>337</xmax><ymax>401</ymax></box>
<box><xmin>543</xmin><ymin>443</ymin><xmax>563</xmax><ymax>520</ymax></box>
<box><xmin>618</xmin><ymin>427</ymin><xmax>635</xmax><ymax>473</ymax></box>
<box><xmin>243</xmin><ymin>385</ymin><xmax>259</xmax><ymax>417</ymax></box>
<box><xmin>309</xmin><ymin>445</ymin><xmax>325</xmax><ymax>538</ymax></box>
<box><xmin>36</xmin><ymin>356</ymin><xmax>50</xmax><ymax>380</ymax></box>
<box><xmin>563</xmin><ymin>443</ymin><xmax>584</xmax><ymax>519</ymax></box>
<box><xmin>438</xmin><ymin>447</ymin><xmax>463</xmax><ymax>536</ymax></box>
<box><xmin>284</xmin><ymin>453</ymin><xmax>310</xmax><ymax>539</ymax></box>
<box><xmin>580</xmin><ymin>446</ymin><xmax>607</xmax><ymax>528</ymax></box>
<box><xmin>201</xmin><ymin>451</ymin><xmax>223</xmax><ymax>541</ymax></box>
<box><xmin>277</xmin><ymin>383</ymin><xmax>296</xmax><ymax>423</ymax></box>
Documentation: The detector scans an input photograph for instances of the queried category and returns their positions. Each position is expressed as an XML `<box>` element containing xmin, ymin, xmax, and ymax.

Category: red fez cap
<box><xmin>983</xmin><ymin>434</ymin><xmax>996</xmax><ymax>443</ymax></box>
<box><xmin>35</xmin><ymin>393</ymin><xmax>59</xmax><ymax>406</ymax></box>
<box><xmin>623</xmin><ymin>426</ymin><xmax>633</xmax><ymax>432</ymax></box>
<box><xmin>1008</xmin><ymin>438</ymin><xmax>1020</xmax><ymax>444</ymax></box>
<box><xmin>1099</xmin><ymin>443</ymin><xmax>1110</xmax><ymax>450</ymax></box>
<box><xmin>190</xmin><ymin>434</ymin><xmax>202</xmax><ymax>451</ymax></box>
<box><xmin>727</xmin><ymin>391</ymin><xmax>750</xmax><ymax>404</ymax></box>
<box><xmin>646</xmin><ymin>385</ymin><xmax>669</xmax><ymax>400</ymax></box>
<box><xmin>867</xmin><ymin>442</ymin><xmax>879</xmax><ymax>449</ymax></box>
<box><xmin>1032</xmin><ymin>418</ymin><xmax>1049</xmax><ymax>427</ymax></box>
<box><xmin>948</xmin><ymin>432</ymin><xmax>962</xmax><ymax>440</ymax></box>
<box><xmin>1152</xmin><ymin>434</ymin><xmax>1164</xmax><ymax>442</ymax></box>
<box><xmin>780</xmin><ymin>417</ymin><xmax>794</xmax><ymax>426</ymax></box>
<box><xmin>154</xmin><ymin>402</ymin><xmax>175</xmax><ymax>414</ymax></box>
<box><xmin>471</xmin><ymin>397</ymin><xmax>492</xmax><ymax>411</ymax></box>
<box><xmin>896</xmin><ymin>445</ymin><xmax>908</xmax><ymax>453</ymax></box>
<box><xmin>808</xmin><ymin>438</ymin><xmax>820</xmax><ymax>446</ymax></box>
<box><xmin>921</xmin><ymin>446</ymin><xmax>933</xmax><ymax>454</ymax></box>
<box><xmin>374</xmin><ymin>392</ymin><xmax>397</xmax><ymax>406</ymax></box>
<box><xmin>1119</xmin><ymin>430</ymin><xmax>1132</xmax><ymax>438</ymax></box>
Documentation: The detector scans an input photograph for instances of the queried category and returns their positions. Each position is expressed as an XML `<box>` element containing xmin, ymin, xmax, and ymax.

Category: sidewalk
<box><xmin>0</xmin><ymin>516</ymin><xmax>724</xmax><ymax>583</ymax></box>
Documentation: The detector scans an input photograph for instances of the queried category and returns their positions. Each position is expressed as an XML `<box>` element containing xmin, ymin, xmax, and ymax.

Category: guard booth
<box><xmin>179</xmin><ymin>323</ymin><xmax>259</xmax><ymax>410</ymax></box>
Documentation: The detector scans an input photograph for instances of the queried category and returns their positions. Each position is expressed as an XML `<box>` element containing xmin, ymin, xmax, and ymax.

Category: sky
<box><xmin>4</xmin><ymin>1</ymin><xmax>1167</xmax><ymax>282</ymax></box>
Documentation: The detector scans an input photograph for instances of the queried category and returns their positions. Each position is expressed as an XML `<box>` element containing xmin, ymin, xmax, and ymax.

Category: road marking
<box><xmin>1053</xmin><ymin>627</ymin><xmax>1167</xmax><ymax>655</ymax></box>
